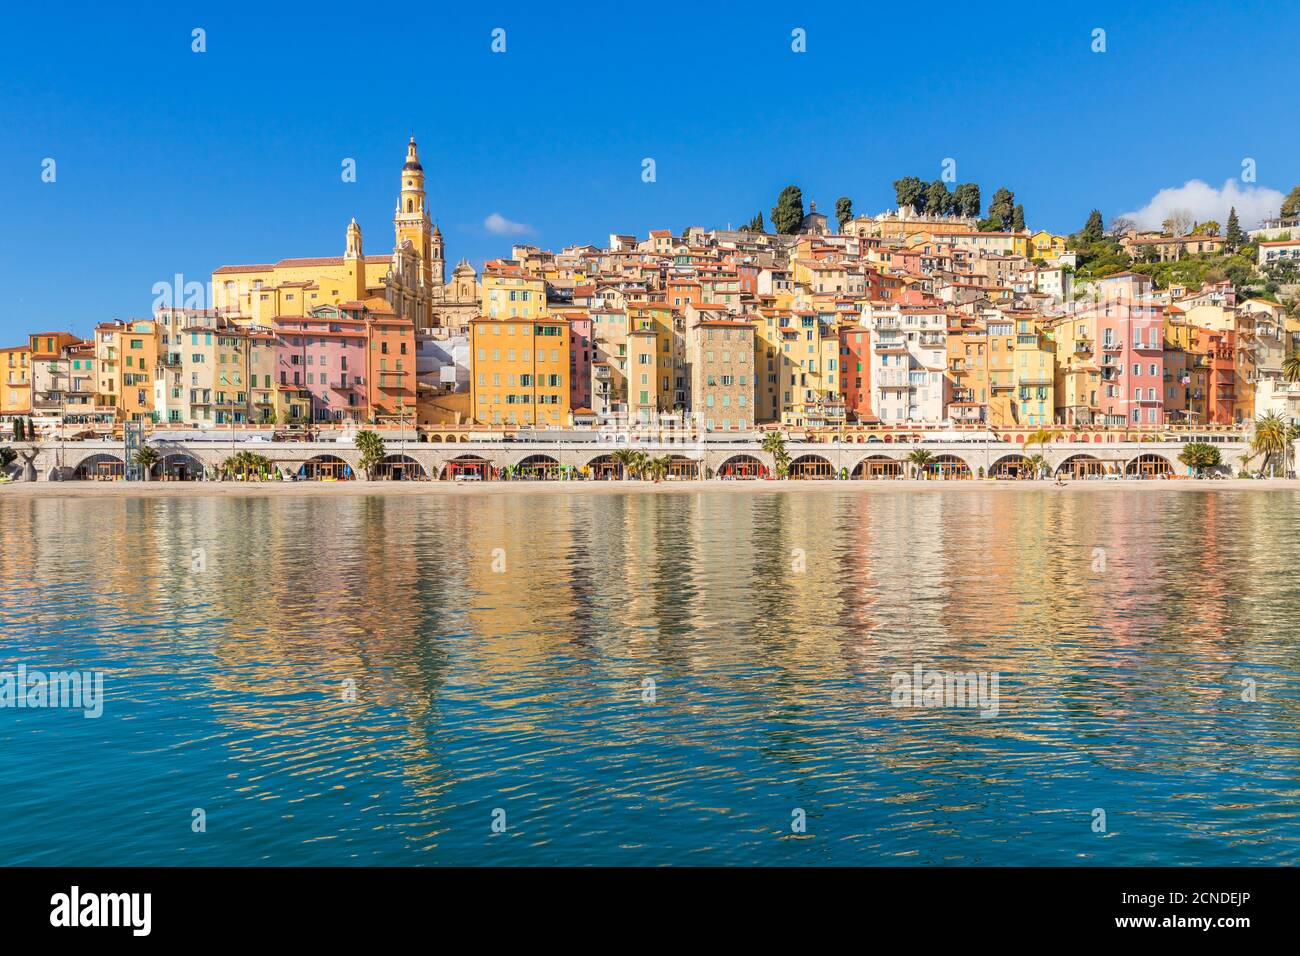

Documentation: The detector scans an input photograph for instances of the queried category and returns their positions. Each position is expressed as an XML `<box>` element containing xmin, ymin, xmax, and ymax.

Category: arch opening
<box><xmin>717</xmin><ymin>454</ymin><xmax>769</xmax><ymax>480</ymax></box>
<box><xmin>1056</xmin><ymin>454</ymin><xmax>1105</xmax><ymax>479</ymax></box>
<box><xmin>1126</xmin><ymin>453</ymin><xmax>1173</xmax><ymax>478</ymax></box>
<box><xmin>299</xmin><ymin>454</ymin><xmax>354</xmax><ymax>480</ymax></box>
<box><xmin>440</xmin><ymin>455</ymin><xmax>494</xmax><ymax>481</ymax></box>
<box><xmin>375</xmin><ymin>454</ymin><xmax>426</xmax><ymax>481</ymax></box>
<box><xmin>788</xmin><ymin>454</ymin><xmax>835</xmax><ymax>479</ymax></box>
<box><xmin>851</xmin><ymin>455</ymin><xmax>903</xmax><ymax>479</ymax></box>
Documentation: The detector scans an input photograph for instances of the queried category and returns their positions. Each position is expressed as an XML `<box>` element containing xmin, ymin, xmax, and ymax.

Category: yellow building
<box><xmin>1010</xmin><ymin>314</ymin><xmax>1055</xmax><ymax>427</ymax></box>
<box><xmin>628</xmin><ymin>302</ymin><xmax>681</xmax><ymax>414</ymax></box>
<box><xmin>212</xmin><ymin>139</ymin><xmax>446</xmax><ymax>329</ymax></box>
<box><xmin>481</xmin><ymin>262</ymin><xmax>548</xmax><ymax>320</ymax></box>
<box><xmin>1028</xmin><ymin>230</ymin><xmax>1068</xmax><ymax>262</ymax></box>
<box><xmin>1161</xmin><ymin>307</ymin><xmax>1207</xmax><ymax>424</ymax></box>
<box><xmin>944</xmin><ymin>314</ymin><xmax>990</xmax><ymax>425</ymax></box>
<box><xmin>469</xmin><ymin>317</ymin><xmax>570</xmax><ymax>426</ymax></box>
<box><xmin>983</xmin><ymin>313</ymin><xmax>1017</xmax><ymax>427</ymax></box>
<box><xmin>751</xmin><ymin>306</ymin><xmax>787</xmax><ymax>423</ymax></box>
<box><xmin>777</xmin><ymin>310</ymin><xmax>843</xmax><ymax>427</ymax></box>
<box><xmin>626</xmin><ymin>328</ymin><xmax>659</xmax><ymax>422</ymax></box>
<box><xmin>95</xmin><ymin>319</ymin><xmax>159</xmax><ymax>422</ymax></box>
<box><xmin>1049</xmin><ymin>313</ymin><xmax>1102</xmax><ymax>424</ymax></box>
<box><xmin>1</xmin><ymin>345</ymin><xmax>32</xmax><ymax>421</ymax></box>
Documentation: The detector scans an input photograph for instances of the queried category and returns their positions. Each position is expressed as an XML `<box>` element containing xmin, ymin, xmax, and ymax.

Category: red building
<box><xmin>839</xmin><ymin>325</ymin><xmax>875</xmax><ymax>422</ymax></box>
<box><xmin>1197</xmin><ymin>327</ymin><xmax>1237</xmax><ymax>424</ymax></box>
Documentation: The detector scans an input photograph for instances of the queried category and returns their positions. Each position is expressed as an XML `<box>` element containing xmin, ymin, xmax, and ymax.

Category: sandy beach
<box><xmin>4</xmin><ymin>478</ymin><xmax>1300</xmax><ymax>499</ymax></box>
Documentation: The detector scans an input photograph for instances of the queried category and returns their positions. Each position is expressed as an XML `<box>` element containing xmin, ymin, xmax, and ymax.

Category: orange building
<box><xmin>359</xmin><ymin>303</ymin><xmax>417</xmax><ymax>422</ymax></box>
<box><xmin>838</xmin><ymin>325</ymin><xmax>875</xmax><ymax>422</ymax></box>
<box><xmin>469</xmin><ymin>317</ymin><xmax>572</xmax><ymax>427</ymax></box>
<box><xmin>1197</xmin><ymin>327</ymin><xmax>1238</xmax><ymax>424</ymax></box>
<box><xmin>94</xmin><ymin>319</ymin><xmax>159</xmax><ymax>422</ymax></box>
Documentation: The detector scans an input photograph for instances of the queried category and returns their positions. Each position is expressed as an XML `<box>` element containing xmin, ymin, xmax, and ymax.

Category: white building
<box><xmin>861</xmin><ymin>303</ymin><xmax>947</xmax><ymax>423</ymax></box>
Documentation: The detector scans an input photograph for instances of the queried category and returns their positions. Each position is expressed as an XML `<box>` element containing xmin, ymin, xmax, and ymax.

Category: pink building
<box><xmin>274</xmin><ymin>306</ymin><xmax>369</xmax><ymax>422</ymax></box>
<box><xmin>569</xmin><ymin>314</ymin><xmax>592</xmax><ymax>412</ymax></box>
<box><xmin>1093</xmin><ymin>273</ymin><xmax>1164</xmax><ymax>426</ymax></box>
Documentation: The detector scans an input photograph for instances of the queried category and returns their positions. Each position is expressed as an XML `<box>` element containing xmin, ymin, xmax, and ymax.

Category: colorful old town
<box><xmin>4</xmin><ymin>139</ymin><xmax>1300</xmax><ymax>483</ymax></box>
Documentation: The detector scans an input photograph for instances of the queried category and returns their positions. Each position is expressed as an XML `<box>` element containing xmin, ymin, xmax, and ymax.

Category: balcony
<box><xmin>1101</xmin><ymin>341</ymin><xmax>1121</xmax><ymax>352</ymax></box>
<box><xmin>1074</xmin><ymin>340</ymin><xmax>1093</xmax><ymax>353</ymax></box>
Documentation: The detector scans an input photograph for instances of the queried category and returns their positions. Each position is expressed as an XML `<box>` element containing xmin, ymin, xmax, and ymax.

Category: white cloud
<box><xmin>1119</xmin><ymin>179</ymin><xmax>1283</xmax><ymax>232</ymax></box>
<box><xmin>483</xmin><ymin>212</ymin><xmax>532</xmax><ymax>236</ymax></box>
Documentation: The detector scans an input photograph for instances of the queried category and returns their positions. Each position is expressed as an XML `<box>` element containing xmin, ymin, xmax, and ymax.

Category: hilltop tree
<box><xmin>1192</xmin><ymin>220</ymin><xmax>1221</xmax><ymax>236</ymax></box>
<box><xmin>1281</xmin><ymin>185</ymin><xmax>1300</xmax><ymax>219</ymax></box>
<box><xmin>893</xmin><ymin>176</ymin><xmax>927</xmax><ymax>212</ymax></box>
<box><xmin>925</xmin><ymin>180</ymin><xmax>953</xmax><ymax>217</ymax></box>
<box><xmin>1226</xmin><ymin>207</ymin><xmax>1244</xmax><ymax>249</ymax></box>
<box><xmin>981</xmin><ymin>187</ymin><xmax>1015</xmax><ymax>230</ymax></box>
<box><xmin>1162</xmin><ymin>209</ymin><xmax>1194</xmax><ymax>237</ymax></box>
<box><xmin>1081</xmin><ymin>210</ymin><xmax>1105</xmax><ymax>243</ymax></box>
<box><xmin>1011</xmin><ymin>203</ymin><xmax>1026</xmax><ymax>231</ymax></box>
<box><xmin>835</xmin><ymin>197</ymin><xmax>853</xmax><ymax>230</ymax></box>
<box><xmin>1108</xmin><ymin>216</ymin><xmax>1136</xmax><ymax>237</ymax></box>
<box><xmin>743</xmin><ymin>212</ymin><xmax>765</xmax><ymax>233</ymax></box>
<box><xmin>771</xmin><ymin>185</ymin><xmax>805</xmax><ymax>234</ymax></box>
<box><xmin>954</xmin><ymin>183</ymin><xmax>981</xmax><ymax>218</ymax></box>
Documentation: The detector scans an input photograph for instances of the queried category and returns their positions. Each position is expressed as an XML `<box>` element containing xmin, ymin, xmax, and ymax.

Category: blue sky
<box><xmin>2</xmin><ymin>0</ymin><xmax>1297</xmax><ymax>340</ymax></box>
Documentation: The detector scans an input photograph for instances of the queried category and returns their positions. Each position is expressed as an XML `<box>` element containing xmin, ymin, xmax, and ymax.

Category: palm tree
<box><xmin>246</xmin><ymin>453</ymin><xmax>272</xmax><ymax>480</ymax></box>
<box><xmin>132</xmin><ymin>445</ymin><xmax>160</xmax><ymax>481</ymax></box>
<box><xmin>1178</xmin><ymin>441</ymin><xmax>1221</xmax><ymax>478</ymax></box>
<box><xmin>221</xmin><ymin>450</ymin><xmax>271</xmax><ymax>481</ymax></box>
<box><xmin>611</xmin><ymin>448</ymin><xmax>637</xmax><ymax>480</ymax></box>
<box><xmin>1282</xmin><ymin>351</ymin><xmax>1300</xmax><ymax>384</ymax></box>
<box><xmin>354</xmin><ymin>429</ymin><xmax>385</xmax><ymax>480</ymax></box>
<box><xmin>1023</xmin><ymin>428</ymin><xmax>1054</xmax><ymax>456</ymax></box>
<box><xmin>647</xmin><ymin>455</ymin><xmax>671</xmax><ymax>483</ymax></box>
<box><xmin>761</xmin><ymin>431</ymin><xmax>790</xmax><ymax>478</ymax></box>
<box><xmin>1026</xmin><ymin>453</ymin><xmax>1047</xmax><ymax>479</ymax></box>
<box><xmin>1251</xmin><ymin>411</ymin><xmax>1289</xmax><ymax>476</ymax></box>
<box><xmin>629</xmin><ymin>450</ymin><xmax>650</xmax><ymax>480</ymax></box>
<box><xmin>907</xmin><ymin>448</ymin><xmax>934</xmax><ymax>479</ymax></box>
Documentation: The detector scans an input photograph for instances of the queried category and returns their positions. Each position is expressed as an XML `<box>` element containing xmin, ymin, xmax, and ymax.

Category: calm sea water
<box><xmin>2</xmin><ymin>488</ymin><xmax>1298</xmax><ymax>866</ymax></box>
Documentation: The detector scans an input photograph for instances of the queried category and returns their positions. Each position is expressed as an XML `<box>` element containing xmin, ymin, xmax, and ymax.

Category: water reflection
<box><xmin>1</xmin><ymin>489</ymin><xmax>1298</xmax><ymax>865</ymax></box>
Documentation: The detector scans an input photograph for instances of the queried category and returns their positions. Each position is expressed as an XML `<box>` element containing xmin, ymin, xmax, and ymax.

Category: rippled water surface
<box><xmin>2</xmin><ymin>488</ymin><xmax>1299</xmax><ymax>865</ymax></box>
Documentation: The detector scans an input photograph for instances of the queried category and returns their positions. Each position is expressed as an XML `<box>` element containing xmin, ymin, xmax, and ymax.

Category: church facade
<box><xmin>210</xmin><ymin>139</ymin><xmax>478</xmax><ymax>333</ymax></box>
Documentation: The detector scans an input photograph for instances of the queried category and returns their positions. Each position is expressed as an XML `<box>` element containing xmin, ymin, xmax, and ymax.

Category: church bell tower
<box><xmin>394</xmin><ymin>137</ymin><xmax>432</xmax><ymax>282</ymax></box>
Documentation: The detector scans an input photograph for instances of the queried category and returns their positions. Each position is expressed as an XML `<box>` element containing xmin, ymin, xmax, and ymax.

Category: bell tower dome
<box><xmin>394</xmin><ymin>137</ymin><xmax>432</xmax><ymax>274</ymax></box>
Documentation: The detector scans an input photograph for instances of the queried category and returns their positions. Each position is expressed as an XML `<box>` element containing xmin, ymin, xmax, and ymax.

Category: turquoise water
<box><xmin>2</xmin><ymin>489</ymin><xmax>1298</xmax><ymax>865</ymax></box>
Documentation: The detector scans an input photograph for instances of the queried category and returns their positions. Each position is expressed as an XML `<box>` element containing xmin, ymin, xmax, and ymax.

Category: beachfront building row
<box><xmin>4</xmin><ymin>140</ymin><xmax>1298</xmax><ymax>434</ymax></box>
<box><xmin>7</xmin><ymin>275</ymin><xmax>1294</xmax><ymax>435</ymax></box>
